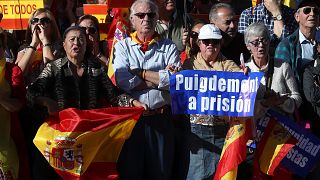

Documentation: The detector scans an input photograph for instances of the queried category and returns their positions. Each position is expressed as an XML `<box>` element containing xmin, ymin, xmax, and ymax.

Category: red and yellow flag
<box><xmin>214</xmin><ymin>118</ymin><xmax>253</xmax><ymax>180</ymax></box>
<box><xmin>33</xmin><ymin>107</ymin><xmax>144</xmax><ymax>180</ymax></box>
<box><xmin>253</xmin><ymin>117</ymin><xmax>297</xmax><ymax>178</ymax></box>
<box><xmin>107</xmin><ymin>8</ymin><xmax>130</xmax><ymax>85</ymax></box>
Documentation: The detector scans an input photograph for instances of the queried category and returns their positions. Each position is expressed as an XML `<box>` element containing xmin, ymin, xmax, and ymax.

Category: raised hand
<box><xmin>264</xmin><ymin>0</ymin><xmax>281</xmax><ymax>16</ymax></box>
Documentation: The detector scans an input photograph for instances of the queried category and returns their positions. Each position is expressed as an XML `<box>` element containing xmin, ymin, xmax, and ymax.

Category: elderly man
<box><xmin>275</xmin><ymin>0</ymin><xmax>319</xmax><ymax>88</ymax></box>
<box><xmin>210</xmin><ymin>3</ymin><xmax>250</xmax><ymax>65</ymax></box>
<box><xmin>238</xmin><ymin>0</ymin><xmax>297</xmax><ymax>54</ymax></box>
<box><xmin>275</xmin><ymin>0</ymin><xmax>319</xmax><ymax>137</ymax></box>
<box><xmin>112</xmin><ymin>0</ymin><xmax>180</xmax><ymax>180</ymax></box>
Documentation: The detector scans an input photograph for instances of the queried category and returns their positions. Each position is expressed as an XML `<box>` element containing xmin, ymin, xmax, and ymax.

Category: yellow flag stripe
<box><xmin>221</xmin><ymin>167</ymin><xmax>237</xmax><ymax>180</ymax></box>
<box><xmin>259</xmin><ymin>124</ymin><xmax>290</xmax><ymax>174</ymax></box>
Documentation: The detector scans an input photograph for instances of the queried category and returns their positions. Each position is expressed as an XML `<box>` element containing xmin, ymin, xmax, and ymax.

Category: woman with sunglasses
<box><xmin>15</xmin><ymin>8</ymin><xmax>64</xmax><ymax>85</ymax></box>
<box><xmin>245</xmin><ymin>22</ymin><xmax>301</xmax><ymax>120</ymax></box>
<box><xmin>182</xmin><ymin>24</ymin><xmax>243</xmax><ymax>179</ymax></box>
<box><xmin>77</xmin><ymin>14</ymin><xmax>109</xmax><ymax>68</ymax></box>
<box><xmin>14</xmin><ymin>8</ymin><xmax>64</xmax><ymax>180</ymax></box>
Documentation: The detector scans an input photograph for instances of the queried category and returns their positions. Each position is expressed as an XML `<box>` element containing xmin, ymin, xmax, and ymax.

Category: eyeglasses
<box><xmin>134</xmin><ymin>12</ymin><xmax>156</xmax><ymax>19</ymax></box>
<box><xmin>31</xmin><ymin>17</ymin><xmax>51</xmax><ymax>25</ymax></box>
<box><xmin>190</xmin><ymin>31</ymin><xmax>199</xmax><ymax>39</ymax></box>
<box><xmin>249</xmin><ymin>38</ymin><xmax>269</xmax><ymax>47</ymax></box>
<box><xmin>79</xmin><ymin>26</ymin><xmax>97</xmax><ymax>35</ymax></box>
<box><xmin>201</xmin><ymin>39</ymin><xmax>220</xmax><ymax>45</ymax></box>
<box><xmin>302</xmin><ymin>7</ymin><xmax>319</xmax><ymax>15</ymax></box>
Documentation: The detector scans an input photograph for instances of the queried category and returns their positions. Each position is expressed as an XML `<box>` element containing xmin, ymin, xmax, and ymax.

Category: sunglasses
<box><xmin>201</xmin><ymin>39</ymin><xmax>220</xmax><ymax>45</ymax></box>
<box><xmin>190</xmin><ymin>31</ymin><xmax>199</xmax><ymax>39</ymax></box>
<box><xmin>134</xmin><ymin>12</ymin><xmax>156</xmax><ymax>19</ymax></box>
<box><xmin>31</xmin><ymin>17</ymin><xmax>51</xmax><ymax>25</ymax></box>
<box><xmin>249</xmin><ymin>38</ymin><xmax>269</xmax><ymax>47</ymax></box>
<box><xmin>301</xmin><ymin>7</ymin><xmax>319</xmax><ymax>15</ymax></box>
<box><xmin>80</xmin><ymin>26</ymin><xmax>97</xmax><ymax>35</ymax></box>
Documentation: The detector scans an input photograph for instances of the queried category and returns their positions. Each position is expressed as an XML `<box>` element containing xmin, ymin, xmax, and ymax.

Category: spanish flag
<box><xmin>107</xmin><ymin>8</ymin><xmax>131</xmax><ymax>85</ymax></box>
<box><xmin>253</xmin><ymin>117</ymin><xmax>297</xmax><ymax>178</ymax></box>
<box><xmin>33</xmin><ymin>107</ymin><xmax>144</xmax><ymax>180</ymax></box>
<box><xmin>214</xmin><ymin>118</ymin><xmax>253</xmax><ymax>180</ymax></box>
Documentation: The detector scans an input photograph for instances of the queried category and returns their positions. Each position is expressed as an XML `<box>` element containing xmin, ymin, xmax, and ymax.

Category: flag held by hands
<box><xmin>33</xmin><ymin>107</ymin><xmax>144</xmax><ymax>180</ymax></box>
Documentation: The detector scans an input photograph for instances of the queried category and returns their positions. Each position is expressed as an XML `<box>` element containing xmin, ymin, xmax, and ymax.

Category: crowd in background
<box><xmin>0</xmin><ymin>0</ymin><xmax>320</xmax><ymax>179</ymax></box>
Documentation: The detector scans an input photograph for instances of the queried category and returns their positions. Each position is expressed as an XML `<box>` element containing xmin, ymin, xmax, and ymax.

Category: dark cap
<box><xmin>297</xmin><ymin>0</ymin><xmax>320</xmax><ymax>9</ymax></box>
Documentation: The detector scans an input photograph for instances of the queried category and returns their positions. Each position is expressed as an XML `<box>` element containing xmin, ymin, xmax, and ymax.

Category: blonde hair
<box><xmin>25</xmin><ymin>8</ymin><xmax>61</xmax><ymax>44</ymax></box>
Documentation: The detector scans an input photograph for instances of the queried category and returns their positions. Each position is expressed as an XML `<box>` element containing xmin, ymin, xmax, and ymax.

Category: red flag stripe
<box><xmin>267</xmin><ymin>137</ymin><xmax>297</xmax><ymax>174</ymax></box>
<box><xmin>83</xmin><ymin>4</ymin><xmax>108</xmax><ymax>14</ymax></box>
<box><xmin>0</xmin><ymin>19</ymin><xmax>29</xmax><ymax>30</ymax></box>
<box><xmin>47</xmin><ymin>107</ymin><xmax>144</xmax><ymax>132</ymax></box>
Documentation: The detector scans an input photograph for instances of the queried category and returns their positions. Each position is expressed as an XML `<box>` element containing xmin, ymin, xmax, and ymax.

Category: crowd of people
<box><xmin>0</xmin><ymin>0</ymin><xmax>320</xmax><ymax>179</ymax></box>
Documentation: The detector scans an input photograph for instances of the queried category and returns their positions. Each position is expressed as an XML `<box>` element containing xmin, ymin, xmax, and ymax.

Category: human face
<box><xmin>295</xmin><ymin>5</ymin><xmax>320</xmax><ymax>30</ymax></box>
<box><xmin>31</xmin><ymin>12</ymin><xmax>52</xmax><ymax>32</ymax></box>
<box><xmin>131</xmin><ymin>2</ymin><xmax>157</xmax><ymax>36</ymax></box>
<box><xmin>156</xmin><ymin>0</ymin><xmax>175</xmax><ymax>12</ymax></box>
<box><xmin>247</xmin><ymin>36</ymin><xmax>270</xmax><ymax>61</ymax></box>
<box><xmin>199</xmin><ymin>39</ymin><xmax>221</xmax><ymax>61</ymax></box>
<box><xmin>79</xmin><ymin>19</ymin><xmax>99</xmax><ymax>49</ymax></box>
<box><xmin>190</xmin><ymin>23</ymin><xmax>204</xmax><ymax>49</ymax></box>
<box><xmin>63</xmin><ymin>30</ymin><xmax>87</xmax><ymax>60</ymax></box>
<box><xmin>211</xmin><ymin>7</ymin><xmax>237</xmax><ymax>38</ymax></box>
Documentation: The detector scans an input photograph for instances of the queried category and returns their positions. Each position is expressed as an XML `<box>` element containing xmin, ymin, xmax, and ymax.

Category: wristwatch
<box><xmin>273</xmin><ymin>14</ymin><xmax>283</xmax><ymax>21</ymax></box>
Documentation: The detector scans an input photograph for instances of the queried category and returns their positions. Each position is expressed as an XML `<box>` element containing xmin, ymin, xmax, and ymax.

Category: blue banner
<box><xmin>170</xmin><ymin>70</ymin><xmax>264</xmax><ymax>117</ymax></box>
<box><xmin>256</xmin><ymin>110</ymin><xmax>320</xmax><ymax>177</ymax></box>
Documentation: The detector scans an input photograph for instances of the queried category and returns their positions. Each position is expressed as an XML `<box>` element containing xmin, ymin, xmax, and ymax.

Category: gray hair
<box><xmin>130</xmin><ymin>0</ymin><xmax>159</xmax><ymax>19</ymax></box>
<box><xmin>209</xmin><ymin>3</ymin><xmax>233</xmax><ymax>23</ymax></box>
<box><xmin>244</xmin><ymin>22</ymin><xmax>270</xmax><ymax>45</ymax></box>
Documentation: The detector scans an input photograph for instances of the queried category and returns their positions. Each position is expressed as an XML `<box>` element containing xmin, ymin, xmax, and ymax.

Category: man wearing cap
<box><xmin>182</xmin><ymin>24</ymin><xmax>241</xmax><ymax>179</ymax></box>
<box><xmin>275</xmin><ymin>0</ymin><xmax>319</xmax><ymax>139</ymax></box>
<box><xmin>113</xmin><ymin>1</ymin><xmax>180</xmax><ymax>180</ymax></box>
<box><xmin>275</xmin><ymin>0</ymin><xmax>319</xmax><ymax>87</ymax></box>
<box><xmin>238</xmin><ymin>0</ymin><xmax>297</xmax><ymax>55</ymax></box>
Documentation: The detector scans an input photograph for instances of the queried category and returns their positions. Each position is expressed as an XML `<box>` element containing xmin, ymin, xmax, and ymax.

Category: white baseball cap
<box><xmin>198</xmin><ymin>24</ymin><xmax>222</xmax><ymax>40</ymax></box>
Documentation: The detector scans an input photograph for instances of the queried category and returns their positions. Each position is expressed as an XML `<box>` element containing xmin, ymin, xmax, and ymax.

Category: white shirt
<box><xmin>299</xmin><ymin>30</ymin><xmax>316</xmax><ymax>67</ymax></box>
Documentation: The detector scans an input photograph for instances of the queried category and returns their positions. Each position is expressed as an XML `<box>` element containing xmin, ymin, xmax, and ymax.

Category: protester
<box><xmin>154</xmin><ymin>0</ymin><xmax>193</xmax><ymax>52</ymax></box>
<box><xmin>77</xmin><ymin>14</ymin><xmax>109</xmax><ymax>68</ymax></box>
<box><xmin>15</xmin><ymin>8</ymin><xmax>64</xmax><ymax>85</ymax></box>
<box><xmin>210</xmin><ymin>3</ymin><xmax>250</xmax><ymax>65</ymax></box>
<box><xmin>0</xmin><ymin>29</ymin><xmax>30</xmax><ymax>180</ymax></box>
<box><xmin>245</xmin><ymin>22</ymin><xmax>301</xmax><ymax>120</ymax></box>
<box><xmin>26</xmin><ymin>26</ymin><xmax>145</xmax><ymax>179</ymax></box>
<box><xmin>27</xmin><ymin>26</ymin><xmax>144</xmax><ymax>113</ymax></box>
<box><xmin>275</xmin><ymin>0</ymin><xmax>319</xmax><ymax>134</ymax></box>
<box><xmin>112</xmin><ymin>1</ymin><xmax>180</xmax><ymax>179</ymax></box>
<box><xmin>275</xmin><ymin>0</ymin><xmax>320</xmax><ymax>85</ymax></box>
<box><xmin>182</xmin><ymin>24</ymin><xmax>241</xmax><ymax>179</ymax></box>
<box><xmin>238</xmin><ymin>0</ymin><xmax>297</xmax><ymax>55</ymax></box>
